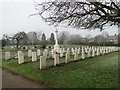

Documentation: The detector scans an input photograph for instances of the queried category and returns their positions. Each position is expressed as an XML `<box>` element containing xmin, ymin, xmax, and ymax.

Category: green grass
<box><xmin>1</xmin><ymin>51</ymin><xmax>118</xmax><ymax>88</ymax></box>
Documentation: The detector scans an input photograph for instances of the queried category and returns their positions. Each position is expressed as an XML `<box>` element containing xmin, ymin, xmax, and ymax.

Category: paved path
<box><xmin>2</xmin><ymin>68</ymin><xmax>46</xmax><ymax>88</ymax></box>
<box><xmin>0</xmin><ymin>68</ymin><xmax>2</xmax><ymax>89</ymax></box>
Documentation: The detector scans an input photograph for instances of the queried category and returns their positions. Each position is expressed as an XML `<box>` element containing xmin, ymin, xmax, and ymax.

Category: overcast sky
<box><xmin>0</xmin><ymin>0</ymin><xmax>118</xmax><ymax>39</ymax></box>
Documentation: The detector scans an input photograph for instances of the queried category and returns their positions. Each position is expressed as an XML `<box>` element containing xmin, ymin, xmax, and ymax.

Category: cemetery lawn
<box><xmin>2</xmin><ymin>52</ymin><xmax>118</xmax><ymax>88</ymax></box>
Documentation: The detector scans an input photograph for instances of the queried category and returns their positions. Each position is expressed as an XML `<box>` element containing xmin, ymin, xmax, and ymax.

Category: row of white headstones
<box><xmin>4</xmin><ymin>46</ymin><xmax>119</xmax><ymax>69</ymax></box>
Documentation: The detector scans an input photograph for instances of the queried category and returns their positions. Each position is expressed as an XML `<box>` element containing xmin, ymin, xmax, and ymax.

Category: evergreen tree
<box><xmin>40</xmin><ymin>33</ymin><xmax>48</xmax><ymax>48</ymax></box>
<box><xmin>1</xmin><ymin>39</ymin><xmax>6</xmax><ymax>49</ymax></box>
<box><xmin>41</xmin><ymin>33</ymin><xmax>46</xmax><ymax>40</ymax></box>
<box><xmin>50</xmin><ymin>33</ymin><xmax>55</xmax><ymax>45</ymax></box>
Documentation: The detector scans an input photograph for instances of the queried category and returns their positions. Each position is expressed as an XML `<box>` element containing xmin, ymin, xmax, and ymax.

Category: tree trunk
<box><xmin>99</xmin><ymin>42</ymin><xmax>100</xmax><ymax>46</ymax></box>
<box><xmin>16</xmin><ymin>39</ymin><xmax>19</xmax><ymax>49</ymax></box>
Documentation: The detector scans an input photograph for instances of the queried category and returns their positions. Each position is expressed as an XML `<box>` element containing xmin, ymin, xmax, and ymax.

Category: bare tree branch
<box><xmin>32</xmin><ymin>0</ymin><xmax>120</xmax><ymax>31</ymax></box>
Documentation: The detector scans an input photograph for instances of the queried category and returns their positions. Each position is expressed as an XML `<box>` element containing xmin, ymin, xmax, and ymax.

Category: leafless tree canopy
<box><xmin>33</xmin><ymin>0</ymin><xmax>120</xmax><ymax>31</ymax></box>
<box><xmin>12</xmin><ymin>32</ymin><xmax>28</xmax><ymax>48</ymax></box>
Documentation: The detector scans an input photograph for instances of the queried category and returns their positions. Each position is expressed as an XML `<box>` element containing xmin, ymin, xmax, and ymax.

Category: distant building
<box><xmin>106</xmin><ymin>34</ymin><xmax>118</xmax><ymax>44</ymax></box>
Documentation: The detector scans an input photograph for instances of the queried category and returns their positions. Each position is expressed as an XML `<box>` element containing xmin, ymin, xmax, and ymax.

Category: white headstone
<box><xmin>103</xmin><ymin>47</ymin><xmax>105</xmax><ymax>55</ymax></box>
<box><xmin>11</xmin><ymin>46</ymin><xmax>14</xmax><ymax>49</ymax></box>
<box><xmin>78</xmin><ymin>47</ymin><xmax>80</xmax><ymax>54</ymax></box>
<box><xmin>108</xmin><ymin>48</ymin><xmax>111</xmax><ymax>53</ymax></box>
<box><xmin>74</xmin><ymin>50</ymin><xmax>78</xmax><ymax>60</ymax></box>
<box><xmin>15</xmin><ymin>54</ymin><xmax>18</xmax><ymax>59</ymax></box>
<box><xmin>60</xmin><ymin>50</ymin><xmax>64</xmax><ymax>57</ymax></box>
<box><xmin>92</xmin><ymin>48</ymin><xmax>95</xmax><ymax>57</ymax></box>
<box><xmin>40</xmin><ymin>56</ymin><xmax>46</xmax><ymax>69</ymax></box>
<box><xmin>100</xmin><ymin>47</ymin><xmax>102</xmax><ymax>55</ymax></box>
<box><xmin>115</xmin><ymin>47</ymin><xmax>117</xmax><ymax>51</ymax></box>
<box><xmin>105</xmin><ymin>48</ymin><xmax>108</xmax><ymax>54</ymax></box>
<box><xmin>62</xmin><ymin>48</ymin><xmax>65</xmax><ymax>53</ymax></box>
<box><xmin>81</xmin><ymin>47</ymin><xmax>85</xmax><ymax>59</ymax></box>
<box><xmin>43</xmin><ymin>50</ymin><xmax>48</xmax><ymax>59</ymax></box>
<box><xmin>85</xmin><ymin>48</ymin><xmax>88</xmax><ymax>54</ymax></box>
<box><xmin>48</xmin><ymin>51</ymin><xmax>52</xmax><ymax>58</ymax></box>
<box><xmin>89</xmin><ymin>47</ymin><xmax>92</xmax><ymax>52</ymax></box>
<box><xmin>28</xmin><ymin>50</ymin><xmax>32</xmax><ymax>57</ymax></box>
<box><xmin>94</xmin><ymin>47</ymin><xmax>97</xmax><ymax>52</ymax></box>
<box><xmin>71</xmin><ymin>48</ymin><xmax>75</xmax><ymax>55</ymax></box>
<box><xmin>33</xmin><ymin>46</ymin><xmax>34</xmax><ymax>49</ymax></box>
<box><xmin>87</xmin><ymin>49</ymin><xmax>90</xmax><ymax>58</ymax></box>
<box><xmin>65</xmin><ymin>52</ymin><xmax>70</xmax><ymax>63</ymax></box>
<box><xmin>59</xmin><ymin>48</ymin><xmax>62</xmax><ymax>54</ymax></box>
<box><xmin>44</xmin><ymin>49</ymin><xmax>48</xmax><ymax>54</ymax></box>
<box><xmin>32</xmin><ymin>52</ymin><xmax>37</xmax><ymax>62</ymax></box>
<box><xmin>75</xmin><ymin>48</ymin><xmax>77</xmax><ymax>51</ymax></box>
<box><xmin>67</xmin><ymin>48</ymin><xmax>70</xmax><ymax>53</ymax></box>
<box><xmin>5</xmin><ymin>52</ymin><xmax>10</xmax><ymax>60</ymax></box>
<box><xmin>54</xmin><ymin>54</ymin><xmax>59</xmax><ymax>66</ymax></box>
<box><xmin>96</xmin><ymin>48</ymin><xmax>99</xmax><ymax>56</ymax></box>
<box><xmin>18</xmin><ymin>51</ymin><xmax>24</xmax><ymax>64</ymax></box>
<box><xmin>51</xmin><ymin>49</ymin><xmax>56</xmax><ymax>58</ymax></box>
<box><xmin>37</xmin><ymin>49</ymin><xmax>41</xmax><ymax>56</ymax></box>
<box><xmin>25</xmin><ymin>46</ymin><xmax>27</xmax><ymax>49</ymax></box>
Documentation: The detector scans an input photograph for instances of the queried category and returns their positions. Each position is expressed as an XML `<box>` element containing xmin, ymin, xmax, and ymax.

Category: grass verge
<box><xmin>1</xmin><ymin>51</ymin><xmax>118</xmax><ymax>88</ymax></box>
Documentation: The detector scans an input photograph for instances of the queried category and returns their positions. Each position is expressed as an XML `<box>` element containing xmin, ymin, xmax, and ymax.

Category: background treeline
<box><xmin>1</xmin><ymin>31</ymin><xmax>119</xmax><ymax>49</ymax></box>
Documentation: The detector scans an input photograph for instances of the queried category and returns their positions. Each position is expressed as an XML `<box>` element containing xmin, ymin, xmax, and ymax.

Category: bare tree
<box><xmin>3</xmin><ymin>34</ymin><xmax>10</xmax><ymax>40</ymax></box>
<box><xmin>27</xmin><ymin>32</ymin><xmax>38</xmax><ymax>45</ymax></box>
<box><xmin>86</xmin><ymin>34</ymin><xmax>92</xmax><ymax>45</ymax></box>
<box><xmin>58</xmin><ymin>31</ymin><xmax>69</xmax><ymax>44</ymax></box>
<box><xmin>102</xmin><ymin>31</ymin><xmax>108</xmax><ymax>46</ymax></box>
<box><xmin>32</xmin><ymin>0</ymin><xmax>120</xmax><ymax>31</ymax></box>
<box><xmin>12</xmin><ymin>32</ymin><xmax>28</xmax><ymax>49</ymax></box>
<box><xmin>94</xmin><ymin>34</ymin><xmax>106</xmax><ymax>46</ymax></box>
<box><xmin>66</xmin><ymin>34</ymin><xmax>82</xmax><ymax>45</ymax></box>
<box><xmin>36</xmin><ymin>31</ymin><xmax>42</xmax><ymax>40</ymax></box>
